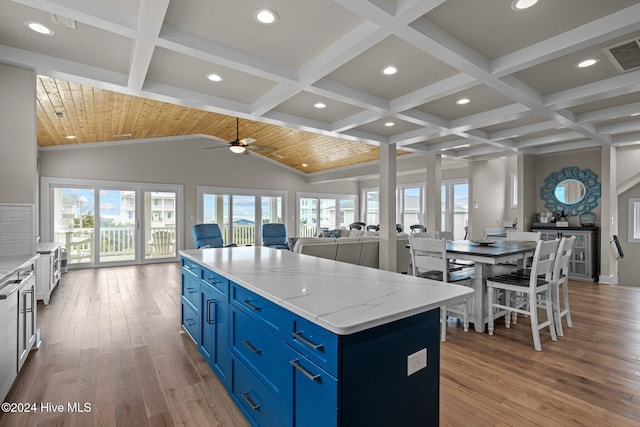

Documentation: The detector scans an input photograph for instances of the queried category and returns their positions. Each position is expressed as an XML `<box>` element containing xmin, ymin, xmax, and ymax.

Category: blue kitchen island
<box><xmin>179</xmin><ymin>246</ymin><xmax>472</xmax><ymax>427</ymax></box>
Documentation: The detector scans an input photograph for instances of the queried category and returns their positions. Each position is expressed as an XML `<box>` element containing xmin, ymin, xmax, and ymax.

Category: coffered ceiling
<box><xmin>1</xmin><ymin>0</ymin><xmax>640</xmax><ymax>177</ymax></box>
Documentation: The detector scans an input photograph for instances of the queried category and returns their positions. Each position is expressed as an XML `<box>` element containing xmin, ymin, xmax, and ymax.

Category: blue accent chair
<box><xmin>193</xmin><ymin>224</ymin><xmax>236</xmax><ymax>249</ymax></box>
<box><xmin>262</xmin><ymin>223</ymin><xmax>289</xmax><ymax>250</ymax></box>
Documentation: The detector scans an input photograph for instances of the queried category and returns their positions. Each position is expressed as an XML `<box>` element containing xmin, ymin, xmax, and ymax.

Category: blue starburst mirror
<box><xmin>540</xmin><ymin>167</ymin><xmax>601</xmax><ymax>216</ymax></box>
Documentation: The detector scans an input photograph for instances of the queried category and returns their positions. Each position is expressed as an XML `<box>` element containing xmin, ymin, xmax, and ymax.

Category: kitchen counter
<box><xmin>36</xmin><ymin>242</ymin><xmax>62</xmax><ymax>254</ymax></box>
<box><xmin>0</xmin><ymin>254</ymin><xmax>39</xmax><ymax>283</ymax></box>
<box><xmin>181</xmin><ymin>246</ymin><xmax>472</xmax><ymax>335</ymax></box>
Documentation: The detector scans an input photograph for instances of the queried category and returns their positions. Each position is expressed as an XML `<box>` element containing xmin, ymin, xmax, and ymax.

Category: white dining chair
<box><xmin>408</xmin><ymin>234</ymin><xmax>474</xmax><ymax>342</ymax></box>
<box><xmin>549</xmin><ymin>236</ymin><xmax>576</xmax><ymax>336</ymax></box>
<box><xmin>486</xmin><ymin>239</ymin><xmax>559</xmax><ymax>351</ymax></box>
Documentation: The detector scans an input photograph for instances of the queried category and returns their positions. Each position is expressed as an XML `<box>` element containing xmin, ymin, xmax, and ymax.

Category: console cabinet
<box><xmin>532</xmin><ymin>227</ymin><xmax>599</xmax><ymax>282</ymax></box>
<box><xmin>180</xmin><ymin>254</ymin><xmax>441</xmax><ymax>427</ymax></box>
<box><xmin>35</xmin><ymin>242</ymin><xmax>61</xmax><ymax>304</ymax></box>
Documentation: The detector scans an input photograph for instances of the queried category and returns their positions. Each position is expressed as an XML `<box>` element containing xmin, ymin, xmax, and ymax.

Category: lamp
<box><xmin>229</xmin><ymin>144</ymin><xmax>246</xmax><ymax>154</ymax></box>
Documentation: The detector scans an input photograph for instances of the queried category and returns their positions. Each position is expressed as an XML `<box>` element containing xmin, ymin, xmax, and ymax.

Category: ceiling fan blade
<box><xmin>203</xmin><ymin>144</ymin><xmax>230</xmax><ymax>150</ymax></box>
<box><xmin>248</xmin><ymin>144</ymin><xmax>277</xmax><ymax>152</ymax></box>
<box><xmin>239</xmin><ymin>137</ymin><xmax>256</xmax><ymax>145</ymax></box>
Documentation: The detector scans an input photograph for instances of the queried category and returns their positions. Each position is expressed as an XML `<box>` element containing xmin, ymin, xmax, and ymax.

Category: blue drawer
<box><xmin>231</xmin><ymin>307</ymin><xmax>293</xmax><ymax>405</ymax></box>
<box><xmin>182</xmin><ymin>272</ymin><xmax>200</xmax><ymax>310</ymax></box>
<box><xmin>201</xmin><ymin>268</ymin><xmax>228</xmax><ymax>294</ymax></box>
<box><xmin>181</xmin><ymin>298</ymin><xmax>200</xmax><ymax>343</ymax></box>
<box><xmin>230</xmin><ymin>283</ymin><xmax>288</xmax><ymax>340</ymax></box>
<box><xmin>233</xmin><ymin>357</ymin><xmax>289</xmax><ymax>427</ymax></box>
<box><xmin>288</xmin><ymin>316</ymin><xmax>339</xmax><ymax>378</ymax></box>
<box><xmin>181</xmin><ymin>257</ymin><xmax>201</xmax><ymax>278</ymax></box>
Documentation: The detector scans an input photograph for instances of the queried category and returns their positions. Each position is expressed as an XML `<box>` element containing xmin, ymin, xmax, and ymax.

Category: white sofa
<box><xmin>292</xmin><ymin>232</ymin><xmax>410</xmax><ymax>273</ymax></box>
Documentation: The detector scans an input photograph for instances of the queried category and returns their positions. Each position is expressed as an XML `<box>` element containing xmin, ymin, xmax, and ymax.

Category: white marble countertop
<box><xmin>36</xmin><ymin>242</ymin><xmax>62</xmax><ymax>253</ymax></box>
<box><xmin>0</xmin><ymin>254</ymin><xmax>39</xmax><ymax>283</ymax></box>
<box><xmin>180</xmin><ymin>247</ymin><xmax>473</xmax><ymax>335</ymax></box>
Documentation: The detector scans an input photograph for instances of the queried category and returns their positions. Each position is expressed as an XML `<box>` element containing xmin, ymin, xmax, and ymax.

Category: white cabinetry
<box><xmin>36</xmin><ymin>243</ymin><xmax>62</xmax><ymax>304</ymax></box>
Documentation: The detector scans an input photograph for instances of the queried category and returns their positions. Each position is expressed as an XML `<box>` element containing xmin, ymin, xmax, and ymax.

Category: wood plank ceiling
<box><xmin>36</xmin><ymin>76</ymin><xmax>399</xmax><ymax>174</ymax></box>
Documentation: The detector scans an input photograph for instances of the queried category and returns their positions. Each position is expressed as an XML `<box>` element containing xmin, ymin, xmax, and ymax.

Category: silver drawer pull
<box><xmin>292</xmin><ymin>331</ymin><xmax>324</xmax><ymax>351</ymax></box>
<box><xmin>205</xmin><ymin>278</ymin><xmax>220</xmax><ymax>285</ymax></box>
<box><xmin>241</xmin><ymin>392</ymin><xmax>261</xmax><ymax>411</ymax></box>
<box><xmin>242</xmin><ymin>340</ymin><xmax>261</xmax><ymax>354</ymax></box>
<box><xmin>290</xmin><ymin>359</ymin><xmax>321</xmax><ymax>382</ymax></box>
<box><xmin>206</xmin><ymin>300</ymin><xmax>215</xmax><ymax>324</ymax></box>
<box><xmin>242</xmin><ymin>300</ymin><xmax>262</xmax><ymax>312</ymax></box>
<box><xmin>185</xmin><ymin>287</ymin><xmax>197</xmax><ymax>294</ymax></box>
<box><xmin>183</xmin><ymin>265</ymin><xmax>193</xmax><ymax>270</ymax></box>
<box><xmin>185</xmin><ymin>319</ymin><xmax>196</xmax><ymax>327</ymax></box>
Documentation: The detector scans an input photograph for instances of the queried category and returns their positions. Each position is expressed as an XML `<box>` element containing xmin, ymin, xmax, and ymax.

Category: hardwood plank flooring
<box><xmin>1</xmin><ymin>263</ymin><xmax>639</xmax><ymax>426</ymax></box>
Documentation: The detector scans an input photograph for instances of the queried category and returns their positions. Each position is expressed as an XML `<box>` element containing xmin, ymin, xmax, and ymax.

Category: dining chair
<box><xmin>192</xmin><ymin>224</ymin><xmax>237</xmax><ymax>249</ymax></box>
<box><xmin>486</xmin><ymin>239</ymin><xmax>559</xmax><ymax>351</ymax></box>
<box><xmin>410</xmin><ymin>224</ymin><xmax>426</xmax><ymax>233</ymax></box>
<box><xmin>261</xmin><ymin>223</ymin><xmax>289</xmax><ymax>250</ymax></box>
<box><xmin>408</xmin><ymin>234</ymin><xmax>474</xmax><ymax>342</ymax></box>
<box><xmin>396</xmin><ymin>224</ymin><xmax>404</xmax><ymax>233</ymax></box>
<box><xmin>349</xmin><ymin>221</ymin><xmax>366</xmax><ymax>230</ymax></box>
<box><xmin>366</xmin><ymin>224</ymin><xmax>380</xmax><ymax>231</ymax></box>
<box><xmin>550</xmin><ymin>236</ymin><xmax>576</xmax><ymax>336</ymax></box>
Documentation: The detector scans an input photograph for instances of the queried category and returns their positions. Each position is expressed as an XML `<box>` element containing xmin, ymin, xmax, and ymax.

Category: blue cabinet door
<box><xmin>291</xmin><ymin>356</ymin><xmax>337</xmax><ymax>427</ymax></box>
<box><xmin>201</xmin><ymin>279</ymin><xmax>232</xmax><ymax>391</ymax></box>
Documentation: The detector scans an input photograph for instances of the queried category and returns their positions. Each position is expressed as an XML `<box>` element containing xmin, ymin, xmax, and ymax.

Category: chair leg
<box><xmin>562</xmin><ymin>280</ymin><xmax>573</xmax><ymax>329</ymax></box>
<box><xmin>552</xmin><ymin>283</ymin><xmax>564</xmax><ymax>337</ymax></box>
<box><xmin>487</xmin><ymin>287</ymin><xmax>495</xmax><ymax>336</ymax></box>
<box><xmin>545</xmin><ymin>288</ymin><xmax>557</xmax><ymax>342</ymax></box>
<box><xmin>529</xmin><ymin>299</ymin><xmax>542</xmax><ymax>351</ymax></box>
<box><xmin>463</xmin><ymin>299</ymin><xmax>469</xmax><ymax>332</ymax></box>
<box><xmin>504</xmin><ymin>290</ymin><xmax>511</xmax><ymax>329</ymax></box>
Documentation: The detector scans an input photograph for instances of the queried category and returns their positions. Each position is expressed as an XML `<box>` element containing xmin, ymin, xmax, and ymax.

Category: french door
<box><xmin>42</xmin><ymin>178</ymin><xmax>182</xmax><ymax>268</ymax></box>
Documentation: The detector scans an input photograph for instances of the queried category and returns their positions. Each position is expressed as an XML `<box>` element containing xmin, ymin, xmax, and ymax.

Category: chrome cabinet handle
<box><xmin>292</xmin><ymin>331</ymin><xmax>324</xmax><ymax>351</ymax></box>
<box><xmin>242</xmin><ymin>340</ymin><xmax>261</xmax><ymax>354</ymax></box>
<box><xmin>290</xmin><ymin>359</ymin><xmax>321</xmax><ymax>382</ymax></box>
<box><xmin>242</xmin><ymin>300</ymin><xmax>262</xmax><ymax>312</ymax></box>
<box><xmin>241</xmin><ymin>392</ymin><xmax>261</xmax><ymax>411</ymax></box>
<box><xmin>185</xmin><ymin>287</ymin><xmax>197</xmax><ymax>294</ymax></box>
<box><xmin>185</xmin><ymin>319</ymin><xmax>196</xmax><ymax>327</ymax></box>
<box><xmin>204</xmin><ymin>278</ymin><xmax>220</xmax><ymax>285</ymax></box>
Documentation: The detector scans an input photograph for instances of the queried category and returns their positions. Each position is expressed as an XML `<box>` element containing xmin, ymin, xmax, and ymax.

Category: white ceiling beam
<box><xmin>332</xmin><ymin>111</ymin><xmax>385</xmax><ymax>133</ymax></box>
<box><xmin>449</xmin><ymin>103</ymin><xmax>531</xmax><ymax>133</ymax></box>
<box><xmin>489</xmin><ymin>121</ymin><xmax>559</xmax><ymax>141</ymax></box>
<box><xmin>390</xmin><ymin>73</ymin><xmax>478</xmax><ymax>112</ymax></box>
<box><xmin>534</xmin><ymin>140</ymin><xmax>601</xmax><ymax>155</ymax></box>
<box><xmin>577</xmin><ymin>102</ymin><xmax>640</xmax><ymax>124</ymax></box>
<box><xmin>516</xmin><ymin>131</ymin><xmax>583</xmax><ymax>149</ymax></box>
<box><xmin>456</xmin><ymin>129</ymin><xmax>515</xmax><ymax>151</ymax></box>
<box><xmin>310</xmin><ymin>78</ymin><xmax>390</xmax><ymax>112</ymax></box>
<box><xmin>127</xmin><ymin>0</ymin><xmax>170</xmax><ymax>90</ymax></box>
<box><xmin>613</xmin><ymin>131</ymin><xmax>640</xmax><ymax>146</ymax></box>
<box><xmin>394</xmin><ymin>109</ymin><xmax>449</xmax><ymax>129</ymax></box>
<box><xmin>598</xmin><ymin>120</ymin><xmax>640</xmax><ymax>135</ymax></box>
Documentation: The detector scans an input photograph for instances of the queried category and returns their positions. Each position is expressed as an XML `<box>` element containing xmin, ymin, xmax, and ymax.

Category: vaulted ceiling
<box><xmin>1</xmin><ymin>0</ymin><xmax>640</xmax><ymax>177</ymax></box>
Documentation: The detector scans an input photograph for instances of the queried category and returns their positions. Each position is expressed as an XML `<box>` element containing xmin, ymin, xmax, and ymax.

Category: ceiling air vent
<box><xmin>604</xmin><ymin>38</ymin><xmax>640</xmax><ymax>72</ymax></box>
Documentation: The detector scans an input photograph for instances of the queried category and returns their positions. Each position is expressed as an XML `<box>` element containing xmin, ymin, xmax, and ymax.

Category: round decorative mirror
<box><xmin>541</xmin><ymin>167</ymin><xmax>601</xmax><ymax>216</ymax></box>
<box><xmin>554</xmin><ymin>179</ymin><xmax>586</xmax><ymax>204</ymax></box>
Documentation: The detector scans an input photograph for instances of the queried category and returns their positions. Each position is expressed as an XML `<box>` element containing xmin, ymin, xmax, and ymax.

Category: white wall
<box><xmin>0</xmin><ymin>64</ymin><xmax>37</xmax><ymax>204</ymax></box>
<box><xmin>38</xmin><ymin>138</ymin><xmax>358</xmax><ymax>248</ymax></box>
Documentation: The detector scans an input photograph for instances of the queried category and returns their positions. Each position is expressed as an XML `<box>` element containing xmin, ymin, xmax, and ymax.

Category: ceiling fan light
<box><xmin>229</xmin><ymin>145</ymin><xmax>246</xmax><ymax>154</ymax></box>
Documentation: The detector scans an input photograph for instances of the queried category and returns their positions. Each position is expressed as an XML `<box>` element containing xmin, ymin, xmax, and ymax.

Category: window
<box><xmin>629</xmin><ymin>198</ymin><xmax>640</xmax><ymax>243</ymax></box>
<box><xmin>297</xmin><ymin>193</ymin><xmax>358</xmax><ymax>236</ymax></box>
<box><xmin>198</xmin><ymin>186</ymin><xmax>285</xmax><ymax>246</ymax></box>
<box><xmin>442</xmin><ymin>180</ymin><xmax>468</xmax><ymax>240</ymax></box>
<box><xmin>362</xmin><ymin>185</ymin><xmax>425</xmax><ymax>231</ymax></box>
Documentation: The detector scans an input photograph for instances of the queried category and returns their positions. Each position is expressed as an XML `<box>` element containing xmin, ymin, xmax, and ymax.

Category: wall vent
<box><xmin>604</xmin><ymin>38</ymin><xmax>640</xmax><ymax>72</ymax></box>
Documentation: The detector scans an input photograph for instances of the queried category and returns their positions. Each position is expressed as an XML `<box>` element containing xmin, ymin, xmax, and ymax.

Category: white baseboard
<box><xmin>598</xmin><ymin>274</ymin><xmax>618</xmax><ymax>285</ymax></box>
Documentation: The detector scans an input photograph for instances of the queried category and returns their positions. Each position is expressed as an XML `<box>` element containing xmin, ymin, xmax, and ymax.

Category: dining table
<box><xmin>445</xmin><ymin>239</ymin><xmax>538</xmax><ymax>333</ymax></box>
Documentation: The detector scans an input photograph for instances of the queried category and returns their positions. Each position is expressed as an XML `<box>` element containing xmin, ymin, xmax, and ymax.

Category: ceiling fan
<box><xmin>204</xmin><ymin>117</ymin><xmax>276</xmax><ymax>154</ymax></box>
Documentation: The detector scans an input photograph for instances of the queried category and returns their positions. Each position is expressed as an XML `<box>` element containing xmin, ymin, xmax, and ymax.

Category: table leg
<box><xmin>472</xmin><ymin>262</ymin><xmax>488</xmax><ymax>333</ymax></box>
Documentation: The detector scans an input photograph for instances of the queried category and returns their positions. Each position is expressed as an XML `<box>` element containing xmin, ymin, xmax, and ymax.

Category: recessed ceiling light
<box><xmin>254</xmin><ymin>9</ymin><xmax>278</xmax><ymax>25</ymax></box>
<box><xmin>314</xmin><ymin>102</ymin><xmax>327</xmax><ymax>109</ymax></box>
<box><xmin>384</xmin><ymin>122</ymin><xmax>395</xmax><ymax>127</ymax></box>
<box><xmin>301</xmin><ymin>163</ymin><xmax>308</xmax><ymax>167</ymax></box>
<box><xmin>511</xmin><ymin>0</ymin><xmax>538</xmax><ymax>10</ymax></box>
<box><xmin>25</xmin><ymin>21</ymin><xmax>54</xmax><ymax>35</ymax></box>
<box><xmin>576</xmin><ymin>58</ymin><xmax>599</xmax><ymax>68</ymax></box>
<box><xmin>381</xmin><ymin>66</ymin><xmax>398</xmax><ymax>76</ymax></box>
<box><xmin>453</xmin><ymin>144</ymin><xmax>470</xmax><ymax>149</ymax></box>
<box><xmin>631</xmin><ymin>112</ymin><xmax>640</xmax><ymax>117</ymax></box>
<box><xmin>456</xmin><ymin>98</ymin><xmax>470</xmax><ymax>105</ymax></box>
<box><xmin>65</xmin><ymin>135</ymin><xmax>76</xmax><ymax>139</ymax></box>
<box><xmin>206</xmin><ymin>73</ymin><xmax>223</xmax><ymax>82</ymax></box>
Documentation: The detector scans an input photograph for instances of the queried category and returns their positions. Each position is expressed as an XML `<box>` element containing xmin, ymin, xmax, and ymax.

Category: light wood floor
<box><xmin>1</xmin><ymin>263</ymin><xmax>639</xmax><ymax>427</ymax></box>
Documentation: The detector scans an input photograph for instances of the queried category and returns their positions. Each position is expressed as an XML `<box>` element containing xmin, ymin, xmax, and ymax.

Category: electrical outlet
<box><xmin>407</xmin><ymin>348</ymin><xmax>427</xmax><ymax>376</ymax></box>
